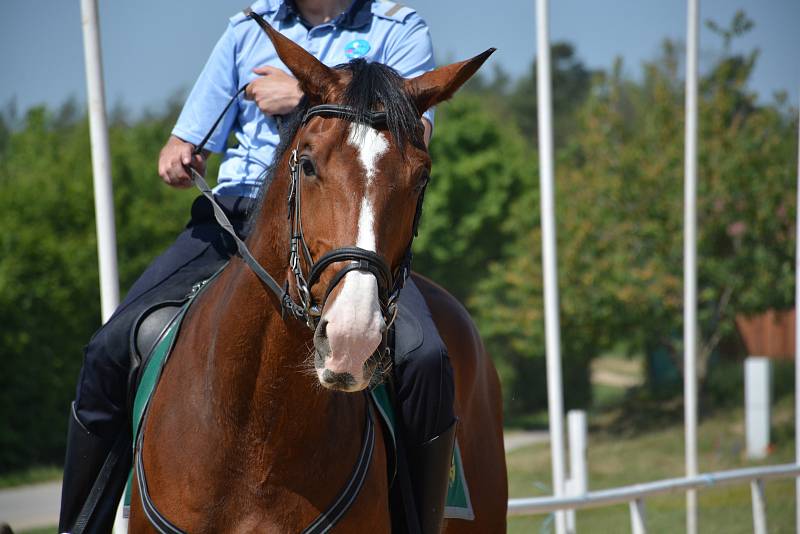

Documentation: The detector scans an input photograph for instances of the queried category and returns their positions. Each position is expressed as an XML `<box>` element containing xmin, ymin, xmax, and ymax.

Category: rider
<box><xmin>60</xmin><ymin>1</ymin><xmax>455</xmax><ymax>533</ymax></box>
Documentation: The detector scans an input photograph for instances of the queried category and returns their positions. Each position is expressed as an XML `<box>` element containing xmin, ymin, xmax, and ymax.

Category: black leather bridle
<box><xmin>190</xmin><ymin>101</ymin><xmax>422</xmax><ymax>332</ymax></box>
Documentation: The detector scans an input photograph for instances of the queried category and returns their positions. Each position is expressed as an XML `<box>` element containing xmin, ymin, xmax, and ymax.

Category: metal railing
<box><xmin>507</xmin><ymin>463</ymin><xmax>800</xmax><ymax>534</ymax></box>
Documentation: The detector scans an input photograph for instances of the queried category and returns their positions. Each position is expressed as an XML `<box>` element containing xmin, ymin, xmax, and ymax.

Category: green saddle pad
<box><xmin>123</xmin><ymin>299</ymin><xmax>190</xmax><ymax>509</ymax></box>
<box><xmin>370</xmin><ymin>384</ymin><xmax>474</xmax><ymax>520</ymax></box>
<box><xmin>123</xmin><ymin>305</ymin><xmax>474</xmax><ymax>521</ymax></box>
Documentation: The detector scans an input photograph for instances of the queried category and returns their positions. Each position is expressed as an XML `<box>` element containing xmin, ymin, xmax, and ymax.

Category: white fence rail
<box><xmin>508</xmin><ymin>463</ymin><xmax>800</xmax><ymax>534</ymax></box>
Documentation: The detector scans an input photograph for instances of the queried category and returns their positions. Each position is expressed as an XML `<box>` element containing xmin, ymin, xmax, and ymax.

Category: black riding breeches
<box><xmin>73</xmin><ymin>195</ymin><xmax>454</xmax><ymax>445</ymax></box>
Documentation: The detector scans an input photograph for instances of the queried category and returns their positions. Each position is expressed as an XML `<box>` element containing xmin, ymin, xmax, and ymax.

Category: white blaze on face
<box><xmin>319</xmin><ymin>125</ymin><xmax>389</xmax><ymax>388</ymax></box>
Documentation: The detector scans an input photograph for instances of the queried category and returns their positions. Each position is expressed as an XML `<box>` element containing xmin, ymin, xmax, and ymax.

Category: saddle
<box><xmin>123</xmin><ymin>274</ymin><xmax>474</xmax><ymax>525</ymax></box>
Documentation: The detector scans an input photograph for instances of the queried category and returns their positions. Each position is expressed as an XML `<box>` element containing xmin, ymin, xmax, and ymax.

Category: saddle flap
<box><xmin>134</xmin><ymin>302</ymin><xmax>184</xmax><ymax>362</ymax></box>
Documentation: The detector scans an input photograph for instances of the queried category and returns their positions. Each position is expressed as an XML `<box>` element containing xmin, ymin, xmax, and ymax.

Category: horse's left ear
<box><xmin>248</xmin><ymin>11</ymin><xmax>338</xmax><ymax>101</ymax></box>
<box><xmin>405</xmin><ymin>48</ymin><xmax>496</xmax><ymax>114</ymax></box>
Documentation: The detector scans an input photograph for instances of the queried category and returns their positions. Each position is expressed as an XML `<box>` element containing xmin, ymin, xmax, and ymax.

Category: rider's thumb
<box><xmin>252</xmin><ymin>65</ymin><xmax>275</xmax><ymax>76</ymax></box>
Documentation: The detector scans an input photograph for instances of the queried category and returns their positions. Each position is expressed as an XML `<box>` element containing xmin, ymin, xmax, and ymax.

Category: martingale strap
<box><xmin>135</xmin><ymin>394</ymin><xmax>376</xmax><ymax>533</ymax></box>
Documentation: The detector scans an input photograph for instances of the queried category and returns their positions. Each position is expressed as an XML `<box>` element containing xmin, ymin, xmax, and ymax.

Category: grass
<box><xmin>18</xmin><ymin>528</ymin><xmax>56</xmax><ymax>534</ymax></box>
<box><xmin>0</xmin><ymin>466</ymin><xmax>61</xmax><ymax>489</ymax></box>
<box><xmin>506</xmin><ymin>395</ymin><xmax>796</xmax><ymax>533</ymax></box>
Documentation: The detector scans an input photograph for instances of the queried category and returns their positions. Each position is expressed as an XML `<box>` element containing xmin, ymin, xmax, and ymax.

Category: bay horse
<box><xmin>128</xmin><ymin>18</ymin><xmax>507</xmax><ymax>533</ymax></box>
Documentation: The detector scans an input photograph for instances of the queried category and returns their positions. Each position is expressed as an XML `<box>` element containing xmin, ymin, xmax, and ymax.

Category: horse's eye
<box><xmin>415</xmin><ymin>172</ymin><xmax>430</xmax><ymax>192</ymax></box>
<box><xmin>300</xmin><ymin>158</ymin><xmax>316</xmax><ymax>177</ymax></box>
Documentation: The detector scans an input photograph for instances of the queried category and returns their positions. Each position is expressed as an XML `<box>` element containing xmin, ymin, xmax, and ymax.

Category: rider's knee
<box><xmin>74</xmin><ymin>326</ymin><xmax>131</xmax><ymax>437</ymax></box>
<box><xmin>396</xmin><ymin>333</ymin><xmax>455</xmax><ymax>444</ymax></box>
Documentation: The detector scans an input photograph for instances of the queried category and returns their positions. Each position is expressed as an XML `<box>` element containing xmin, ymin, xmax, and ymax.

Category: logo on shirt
<box><xmin>344</xmin><ymin>39</ymin><xmax>371</xmax><ymax>60</ymax></box>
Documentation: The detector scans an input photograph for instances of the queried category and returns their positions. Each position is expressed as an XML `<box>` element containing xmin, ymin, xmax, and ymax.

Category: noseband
<box><xmin>190</xmin><ymin>102</ymin><xmax>424</xmax><ymax>332</ymax></box>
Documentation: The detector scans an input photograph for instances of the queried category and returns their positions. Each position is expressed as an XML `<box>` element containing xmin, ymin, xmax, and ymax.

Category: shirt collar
<box><xmin>276</xmin><ymin>0</ymin><xmax>372</xmax><ymax>30</ymax></box>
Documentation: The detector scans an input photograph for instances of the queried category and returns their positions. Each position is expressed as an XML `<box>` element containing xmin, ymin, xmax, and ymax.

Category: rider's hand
<box><xmin>158</xmin><ymin>135</ymin><xmax>206</xmax><ymax>189</ymax></box>
<box><xmin>245</xmin><ymin>66</ymin><xmax>303</xmax><ymax>116</ymax></box>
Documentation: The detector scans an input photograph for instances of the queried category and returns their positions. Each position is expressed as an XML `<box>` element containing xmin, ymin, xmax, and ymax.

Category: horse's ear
<box><xmin>249</xmin><ymin>12</ymin><xmax>337</xmax><ymax>101</ymax></box>
<box><xmin>405</xmin><ymin>48</ymin><xmax>496</xmax><ymax>114</ymax></box>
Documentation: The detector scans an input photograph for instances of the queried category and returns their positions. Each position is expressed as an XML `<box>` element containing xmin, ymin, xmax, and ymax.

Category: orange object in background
<box><xmin>735</xmin><ymin>309</ymin><xmax>795</xmax><ymax>360</ymax></box>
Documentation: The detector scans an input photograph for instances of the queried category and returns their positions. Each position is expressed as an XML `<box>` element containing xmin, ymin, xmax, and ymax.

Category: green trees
<box><xmin>445</xmin><ymin>22</ymin><xmax>797</xmax><ymax>418</ymax></box>
<box><xmin>0</xmin><ymin>103</ymin><xmax>196</xmax><ymax>470</ymax></box>
<box><xmin>0</xmin><ymin>18</ymin><xmax>797</xmax><ymax>471</ymax></box>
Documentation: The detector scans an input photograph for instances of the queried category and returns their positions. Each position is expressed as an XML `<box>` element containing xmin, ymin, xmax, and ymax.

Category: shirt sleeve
<box><xmin>382</xmin><ymin>15</ymin><xmax>436</xmax><ymax>131</ymax></box>
<box><xmin>172</xmin><ymin>23</ymin><xmax>240</xmax><ymax>153</ymax></box>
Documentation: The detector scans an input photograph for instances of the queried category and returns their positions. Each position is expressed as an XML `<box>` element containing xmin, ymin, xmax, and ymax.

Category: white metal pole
<box><xmin>683</xmin><ymin>0</ymin><xmax>700</xmax><ymax>532</ymax></box>
<box><xmin>535</xmin><ymin>0</ymin><xmax>567</xmax><ymax>532</ymax></box>
<box><xmin>750</xmin><ymin>479</ymin><xmax>767</xmax><ymax>534</ymax></box>
<box><xmin>794</xmin><ymin>92</ymin><xmax>800</xmax><ymax>534</ymax></box>
<box><xmin>629</xmin><ymin>499</ymin><xmax>647</xmax><ymax>534</ymax></box>
<box><xmin>80</xmin><ymin>1</ymin><xmax>124</xmax><ymax>531</ymax></box>
<box><xmin>80</xmin><ymin>0</ymin><xmax>120</xmax><ymax>323</ymax></box>
<box><xmin>566</xmin><ymin>410</ymin><xmax>588</xmax><ymax>533</ymax></box>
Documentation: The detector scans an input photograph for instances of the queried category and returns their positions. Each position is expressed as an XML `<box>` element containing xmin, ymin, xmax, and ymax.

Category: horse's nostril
<box><xmin>316</xmin><ymin>318</ymin><xmax>328</xmax><ymax>338</ymax></box>
<box><xmin>322</xmin><ymin>369</ymin><xmax>356</xmax><ymax>389</ymax></box>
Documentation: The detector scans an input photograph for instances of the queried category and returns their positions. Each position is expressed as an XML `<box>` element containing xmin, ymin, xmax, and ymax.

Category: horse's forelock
<box><xmin>250</xmin><ymin>60</ymin><xmax>423</xmax><ymax>223</ymax></box>
<box><xmin>338</xmin><ymin>59</ymin><xmax>423</xmax><ymax>152</ymax></box>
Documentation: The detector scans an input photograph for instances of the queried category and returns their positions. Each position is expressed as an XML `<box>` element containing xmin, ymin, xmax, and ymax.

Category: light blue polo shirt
<box><xmin>172</xmin><ymin>0</ymin><xmax>436</xmax><ymax>198</ymax></box>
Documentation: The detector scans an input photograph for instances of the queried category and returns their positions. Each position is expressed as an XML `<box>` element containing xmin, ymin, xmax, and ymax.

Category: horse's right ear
<box><xmin>405</xmin><ymin>48</ymin><xmax>496</xmax><ymax>114</ymax></box>
<box><xmin>248</xmin><ymin>11</ymin><xmax>338</xmax><ymax>101</ymax></box>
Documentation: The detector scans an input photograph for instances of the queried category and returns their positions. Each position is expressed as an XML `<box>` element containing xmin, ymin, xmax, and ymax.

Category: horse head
<box><xmin>256</xmin><ymin>20</ymin><xmax>493</xmax><ymax>392</ymax></box>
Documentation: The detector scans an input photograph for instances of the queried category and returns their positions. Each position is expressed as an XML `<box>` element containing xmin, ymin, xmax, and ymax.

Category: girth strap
<box><xmin>134</xmin><ymin>393</ymin><xmax>376</xmax><ymax>533</ymax></box>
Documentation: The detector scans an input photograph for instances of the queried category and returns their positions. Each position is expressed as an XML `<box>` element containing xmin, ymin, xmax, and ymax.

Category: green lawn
<box><xmin>18</xmin><ymin>528</ymin><xmax>56</xmax><ymax>534</ymax></box>
<box><xmin>0</xmin><ymin>466</ymin><xmax>61</xmax><ymax>490</ymax></box>
<box><xmin>506</xmin><ymin>396</ymin><xmax>796</xmax><ymax>533</ymax></box>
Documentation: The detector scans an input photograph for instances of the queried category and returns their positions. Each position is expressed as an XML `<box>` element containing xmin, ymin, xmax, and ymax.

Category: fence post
<box><xmin>629</xmin><ymin>498</ymin><xmax>647</xmax><ymax>534</ymax></box>
<box><xmin>745</xmin><ymin>357</ymin><xmax>771</xmax><ymax>459</ymax></box>
<box><xmin>750</xmin><ymin>479</ymin><xmax>767</xmax><ymax>534</ymax></box>
<box><xmin>565</xmin><ymin>410</ymin><xmax>588</xmax><ymax>533</ymax></box>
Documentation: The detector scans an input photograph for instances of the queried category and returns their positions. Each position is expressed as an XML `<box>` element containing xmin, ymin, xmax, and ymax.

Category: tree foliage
<box><xmin>1</xmin><ymin>16</ymin><xmax>797</xmax><ymax>469</ymax></box>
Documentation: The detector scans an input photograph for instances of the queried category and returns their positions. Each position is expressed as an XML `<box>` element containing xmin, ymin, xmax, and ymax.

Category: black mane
<box><xmin>340</xmin><ymin>58</ymin><xmax>423</xmax><ymax>151</ymax></box>
<box><xmin>251</xmin><ymin>59</ymin><xmax>422</xmax><ymax>218</ymax></box>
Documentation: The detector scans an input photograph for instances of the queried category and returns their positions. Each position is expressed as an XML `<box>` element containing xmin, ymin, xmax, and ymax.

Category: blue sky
<box><xmin>1</xmin><ymin>0</ymin><xmax>797</xmax><ymax>117</ymax></box>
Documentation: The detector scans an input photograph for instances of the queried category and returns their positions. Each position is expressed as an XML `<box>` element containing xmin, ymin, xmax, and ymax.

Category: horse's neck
<box><xmin>190</xmin><ymin>171</ymin><xmax>365</xmax><ymax>484</ymax></box>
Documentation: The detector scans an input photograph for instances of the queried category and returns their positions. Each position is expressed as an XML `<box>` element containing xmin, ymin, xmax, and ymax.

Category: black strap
<box><xmin>192</xmin><ymin>85</ymin><xmax>247</xmax><ymax>157</ymax></box>
<box><xmin>301</xmin><ymin>399</ymin><xmax>376</xmax><ymax>534</ymax></box>
<box><xmin>135</xmin><ymin>394</ymin><xmax>376</xmax><ymax>534</ymax></box>
<box><xmin>308</xmin><ymin>247</ymin><xmax>392</xmax><ymax>296</ymax></box>
<box><xmin>135</xmin><ymin>430</ymin><xmax>184</xmax><ymax>534</ymax></box>
<box><xmin>71</xmin><ymin>430</ymin><xmax>130</xmax><ymax>534</ymax></box>
<box><xmin>302</xmin><ymin>105</ymin><xmax>388</xmax><ymax>127</ymax></box>
<box><xmin>190</xmin><ymin>169</ymin><xmax>306</xmax><ymax>319</ymax></box>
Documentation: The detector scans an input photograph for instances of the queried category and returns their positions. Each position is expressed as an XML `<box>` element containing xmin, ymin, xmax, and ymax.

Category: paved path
<box><xmin>0</xmin><ymin>481</ymin><xmax>60</xmax><ymax>531</ymax></box>
<box><xmin>0</xmin><ymin>431</ymin><xmax>549</xmax><ymax>531</ymax></box>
